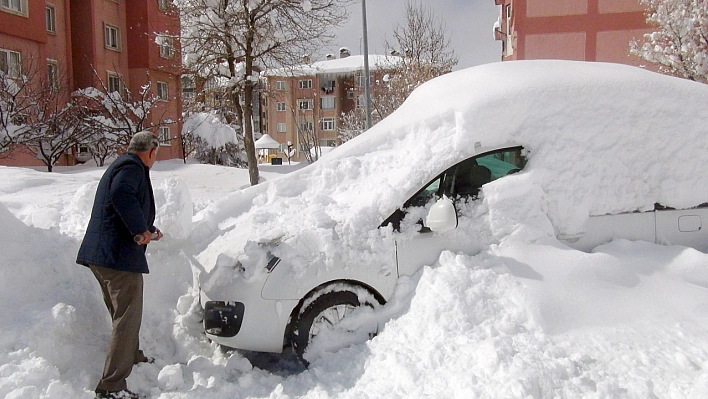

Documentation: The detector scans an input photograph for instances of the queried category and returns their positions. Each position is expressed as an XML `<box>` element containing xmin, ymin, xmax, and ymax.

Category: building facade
<box><xmin>493</xmin><ymin>0</ymin><xmax>652</xmax><ymax>67</ymax></box>
<box><xmin>0</xmin><ymin>0</ymin><xmax>182</xmax><ymax>167</ymax></box>
<box><xmin>263</xmin><ymin>51</ymin><xmax>391</xmax><ymax>162</ymax></box>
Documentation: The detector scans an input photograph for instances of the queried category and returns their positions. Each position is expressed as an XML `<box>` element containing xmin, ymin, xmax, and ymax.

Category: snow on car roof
<box><xmin>195</xmin><ymin>60</ymin><xmax>708</xmax><ymax>276</ymax></box>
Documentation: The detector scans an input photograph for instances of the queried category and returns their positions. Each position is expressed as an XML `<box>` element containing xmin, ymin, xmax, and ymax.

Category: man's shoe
<box><xmin>134</xmin><ymin>350</ymin><xmax>155</xmax><ymax>364</ymax></box>
<box><xmin>95</xmin><ymin>389</ymin><xmax>141</xmax><ymax>399</ymax></box>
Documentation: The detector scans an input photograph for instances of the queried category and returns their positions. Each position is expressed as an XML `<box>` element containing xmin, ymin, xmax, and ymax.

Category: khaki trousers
<box><xmin>90</xmin><ymin>265</ymin><xmax>144</xmax><ymax>392</ymax></box>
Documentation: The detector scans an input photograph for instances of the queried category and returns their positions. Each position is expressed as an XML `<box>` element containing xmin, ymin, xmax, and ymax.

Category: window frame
<box><xmin>297</xmin><ymin>99</ymin><xmax>313</xmax><ymax>110</ymax></box>
<box><xmin>1</xmin><ymin>0</ymin><xmax>27</xmax><ymax>16</ymax></box>
<box><xmin>156</xmin><ymin>81</ymin><xmax>169</xmax><ymax>101</ymax></box>
<box><xmin>299</xmin><ymin>121</ymin><xmax>313</xmax><ymax>132</ymax></box>
<box><xmin>0</xmin><ymin>48</ymin><xmax>22</xmax><ymax>78</ymax></box>
<box><xmin>320</xmin><ymin>117</ymin><xmax>335</xmax><ymax>131</ymax></box>
<box><xmin>276</xmin><ymin>123</ymin><xmax>286</xmax><ymax>133</ymax></box>
<box><xmin>276</xmin><ymin>102</ymin><xmax>286</xmax><ymax>111</ymax></box>
<box><xmin>159</xmin><ymin>126</ymin><xmax>171</xmax><ymax>146</ymax></box>
<box><xmin>107</xmin><ymin>71</ymin><xmax>125</xmax><ymax>98</ymax></box>
<box><xmin>298</xmin><ymin>79</ymin><xmax>312</xmax><ymax>89</ymax></box>
<box><xmin>157</xmin><ymin>34</ymin><xmax>174</xmax><ymax>59</ymax></box>
<box><xmin>46</xmin><ymin>59</ymin><xmax>58</xmax><ymax>90</ymax></box>
<box><xmin>157</xmin><ymin>0</ymin><xmax>171</xmax><ymax>11</ymax></box>
<box><xmin>45</xmin><ymin>4</ymin><xmax>56</xmax><ymax>33</ymax></box>
<box><xmin>320</xmin><ymin>96</ymin><xmax>335</xmax><ymax>110</ymax></box>
<box><xmin>104</xmin><ymin>23</ymin><xmax>121</xmax><ymax>51</ymax></box>
<box><xmin>275</xmin><ymin>80</ymin><xmax>286</xmax><ymax>90</ymax></box>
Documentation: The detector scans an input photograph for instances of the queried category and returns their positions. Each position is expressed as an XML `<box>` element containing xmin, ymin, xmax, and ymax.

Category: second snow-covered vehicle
<box><xmin>193</xmin><ymin>60</ymin><xmax>708</xmax><ymax>364</ymax></box>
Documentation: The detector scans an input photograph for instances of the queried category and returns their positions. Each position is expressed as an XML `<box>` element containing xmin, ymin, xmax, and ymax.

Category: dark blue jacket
<box><xmin>76</xmin><ymin>153</ymin><xmax>156</xmax><ymax>273</ymax></box>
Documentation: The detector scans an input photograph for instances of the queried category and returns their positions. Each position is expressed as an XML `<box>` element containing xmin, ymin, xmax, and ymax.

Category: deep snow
<box><xmin>2</xmin><ymin>161</ymin><xmax>708</xmax><ymax>398</ymax></box>
<box><xmin>1</xmin><ymin>61</ymin><xmax>708</xmax><ymax>398</ymax></box>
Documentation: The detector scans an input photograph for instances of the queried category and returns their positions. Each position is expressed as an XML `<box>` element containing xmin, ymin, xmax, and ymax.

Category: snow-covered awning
<box><xmin>254</xmin><ymin>134</ymin><xmax>280</xmax><ymax>149</ymax></box>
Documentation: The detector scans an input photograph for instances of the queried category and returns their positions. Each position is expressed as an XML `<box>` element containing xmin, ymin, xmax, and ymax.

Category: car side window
<box><xmin>381</xmin><ymin>147</ymin><xmax>526</xmax><ymax>231</ymax></box>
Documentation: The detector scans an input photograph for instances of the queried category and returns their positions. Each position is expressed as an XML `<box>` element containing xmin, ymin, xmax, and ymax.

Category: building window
<box><xmin>506</xmin><ymin>4</ymin><xmax>514</xmax><ymax>56</ymax></box>
<box><xmin>277</xmin><ymin>123</ymin><xmax>286</xmax><ymax>133</ymax></box>
<box><xmin>157</xmin><ymin>81</ymin><xmax>168</xmax><ymax>101</ymax></box>
<box><xmin>107</xmin><ymin>72</ymin><xmax>124</xmax><ymax>98</ymax></box>
<box><xmin>297</xmin><ymin>99</ymin><xmax>313</xmax><ymax>110</ymax></box>
<box><xmin>105</xmin><ymin>24</ymin><xmax>121</xmax><ymax>50</ymax></box>
<box><xmin>347</xmin><ymin>90</ymin><xmax>355</xmax><ymax>99</ymax></box>
<box><xmin>0</xmin><ymin>49</ymin><xmax>21</xmax><ymax>78</ymax></box>
<box><xmin>298</xmin><ymin>79</ymin><xmax>312</xmax><ymax>89</ymax></box>
<box><xmin>320</xmin><ymin>96</ymin><xmax>335</xmax><ymax>110</ymax></box>
<box><xmin>181</xmin><ymin>75</ymin><xmax>195</xmax><ymax>100</ymax></box>
<box><xmin>356</xmin><ymin>95</ymin><xmax>365</xmax><ymax>109</ymax></box>
<box><xmin>276</xmin><ymin>102</ymin><xmax>286</xmax><ymax>111</ymax></box>
<box><xmin>299</xmin><ymin>121</ymin><xmax>313</xmax><ymax>132</ymax></box>
<box><xmin>159</xmin><ymin>126</ymin><xmax>171</xmax><ymax>146</ymax></box>
<box><xmin>157</xmin><ymin>0</ymin><xmax>171</xmax><ymax>11</ymax></box>
<box><xmin>320</xmin><ymin>139</ymin><xmax>336</xmax><ymax>147</ymax></box>
<box><xmin>356</xmin><ymin>74</ymin><xmax>371</xmax><ymax>87</ymax></box>
<box><xmin>157</xmin><ymin>35</ymin><xmax>174</xmax><ymax>59</ymax></box>
<box><xmin>276</xmin><ymin>80</ymin><xmax>285</xmax><ymax>90</ymax></box>
<box><xmin>47</xmin><ymin>60</ymin><xmax>58</xmax><ymax>89</ymax></box>
<box><xmin>45</xmin><ymin>4</ymin><xmax>56</xmax><ymax>33</ymax></box>
<box><xmin>1</xmin><ymin>0</ymin><xmax>26</xmax><ymax>15</ymax></box>
<box><xmin>320</xmin><ymin>117</ymin><xmax>335</xmax><ymax>131</ymax></box>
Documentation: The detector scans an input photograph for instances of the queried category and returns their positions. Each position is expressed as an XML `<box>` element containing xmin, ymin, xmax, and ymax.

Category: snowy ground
<box><xmin>2</xmin><ymin>160</ymin><xmax>708</xmax><ymax>399</ymax></box>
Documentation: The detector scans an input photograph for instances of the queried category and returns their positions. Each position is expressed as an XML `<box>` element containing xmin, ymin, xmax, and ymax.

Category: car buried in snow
<box><xmin>193</xmin><ymin>60</ymin><xmax>708</xmax><ymax>365</ymax></box>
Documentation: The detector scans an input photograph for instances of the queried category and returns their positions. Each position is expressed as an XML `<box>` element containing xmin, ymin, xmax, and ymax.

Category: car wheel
<box><xmin>291</xmin><ymin>289</ymin><xmax>380</xmax><ymax>366</ymax></box>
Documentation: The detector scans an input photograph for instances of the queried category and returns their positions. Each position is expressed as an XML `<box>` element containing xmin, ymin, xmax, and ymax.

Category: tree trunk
<box><xmin>243</xmin><ymin>56</ymin><xmax>259</xmax><ymax>186</ymax></box>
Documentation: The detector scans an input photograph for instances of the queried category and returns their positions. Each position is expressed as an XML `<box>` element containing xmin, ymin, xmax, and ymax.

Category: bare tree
<box><xmin>0</xmin><ymin>58</ymin><xmax>39</xmax><ymax>157</ymax></box>
<box><xmin>17</xmin><ymin>62</ymin><xmax>90</xmax><ymax>172</ymax></box>
<box><xmin>73</xmin><ymin>68</ymin><xmax>174</xmax><ymax>165</ymax></box>
<box><xmin>630</xmin><ymin>0</ymin><xmax>708</xmax><ymax>84</ymax></box>
<box><xmin>338</xmin><ymin>1</ymin><xmax>457</xmax><ymax>142</ymax></box>
<box><xmin>291</xmin><ymin>106</ymin><xmax>320</xmax><ymax>163</ymax></box>
<box><xmin>179</xmin><ymin>0</ymin><xmax>352</xmax><ymax>185</ymax></box>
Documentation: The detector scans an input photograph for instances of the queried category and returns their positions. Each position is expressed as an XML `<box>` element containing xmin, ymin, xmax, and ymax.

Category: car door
<box><xmin>385</xmin><ymin>147</ymin><xmax>526</xmax><ymax>277</ymax></box>
<box><xmin>655</xmin><ymin>206</ymin><xmax>708</xmax><ymax>252</ymax></box>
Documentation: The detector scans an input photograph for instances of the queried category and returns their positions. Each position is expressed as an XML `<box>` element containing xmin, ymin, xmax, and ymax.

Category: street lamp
<box><xmin>361</xmin><ymin>0</ymin><xmax>373</xmax><ymax>129</ymax></box>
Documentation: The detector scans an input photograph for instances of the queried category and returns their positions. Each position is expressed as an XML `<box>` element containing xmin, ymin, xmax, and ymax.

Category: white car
<box><xmin>194</xmin><ymin>60</ymin><xmax>708</xmax><ymax>364</ymax></box>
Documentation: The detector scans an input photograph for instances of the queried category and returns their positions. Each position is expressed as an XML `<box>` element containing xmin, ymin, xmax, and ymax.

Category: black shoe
<box><xmin>95</xmin><ymin>389</ymin><xmax>141</xmax><ymax>399</ymax></box>
<box><xmin>134</xmin><ymin>350</ymin><xmax>155</xmax><ymax>364</ymax></box>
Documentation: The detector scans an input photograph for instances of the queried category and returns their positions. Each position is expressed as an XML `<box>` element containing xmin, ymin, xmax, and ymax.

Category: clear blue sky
<box><xmin>328</xmin><ymin>0</ymin><xmax>502</xmax><ymax>70</ymax></box>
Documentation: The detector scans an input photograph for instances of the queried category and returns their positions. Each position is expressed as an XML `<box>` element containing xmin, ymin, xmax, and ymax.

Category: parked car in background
<box><xmin>193</xmin><ymin>60</ymin><xmax>708</xmax><ymax>365</ymax></box>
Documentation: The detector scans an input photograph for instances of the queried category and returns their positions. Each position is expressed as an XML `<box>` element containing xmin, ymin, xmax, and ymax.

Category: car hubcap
<box><xmin>309</xmin><ymin>303</ymin><xmax>355</xmax><ymax>340</ymax></box>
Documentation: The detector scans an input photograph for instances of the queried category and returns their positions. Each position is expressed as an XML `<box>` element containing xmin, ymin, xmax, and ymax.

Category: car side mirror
<box><xmin>425</xmin><ymin>196</ymin><xmax>458</xmax><ymax>232</ymax></box>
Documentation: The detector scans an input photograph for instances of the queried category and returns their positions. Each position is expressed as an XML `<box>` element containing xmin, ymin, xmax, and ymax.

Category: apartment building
<box><xmin>493</xmin><ymin>0</ymin><xmax>652</xmax><ymax>66</ymax></box>
<box><xmin>0</xmin><ymin>0</ymin><xmax>182</xmax><ymax>167</ymax></box>
<box><xmin>263</xmin><ymin>49</ymin><xmax>393</xmax><ymax>162</ymax></box>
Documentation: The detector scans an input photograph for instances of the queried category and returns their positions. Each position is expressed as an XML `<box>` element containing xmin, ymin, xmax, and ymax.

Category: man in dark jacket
<box><xmin>77</xmin><ymin>131</ymin><xmax>163</xmax><ymax>399</ymax></box>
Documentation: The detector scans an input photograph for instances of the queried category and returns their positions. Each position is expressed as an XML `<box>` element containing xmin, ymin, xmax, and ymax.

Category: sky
<box><xmin>327</xmin><ymin>0</ymin><xmax>502</xmax><ymax>70</ymax></box>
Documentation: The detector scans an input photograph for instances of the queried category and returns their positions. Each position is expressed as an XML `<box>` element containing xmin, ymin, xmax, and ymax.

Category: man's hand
<box><xmin>134</xmin><ymin>228</ymin><xmax>163</xmax><ymax>245</ymax></box>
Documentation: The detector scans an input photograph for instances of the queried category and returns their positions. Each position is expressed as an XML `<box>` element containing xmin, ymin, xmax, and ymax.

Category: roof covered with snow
<box><xmin>264</xmin><ymin>54</ymin><xmax>400</xmax><ymax>77</ymax></box>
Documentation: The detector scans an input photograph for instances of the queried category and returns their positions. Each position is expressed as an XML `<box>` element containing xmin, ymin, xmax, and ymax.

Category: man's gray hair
<box><xmin>127</xmin><ymin>131</ymin><xmax>160</xmax><ymax>153</ymax></box>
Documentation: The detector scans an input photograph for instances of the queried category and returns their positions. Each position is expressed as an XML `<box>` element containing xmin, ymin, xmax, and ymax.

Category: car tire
<box><xmin>291</xmin><ymin>288</ymin><xmax>379</xmax><ymax>366</ymax></box>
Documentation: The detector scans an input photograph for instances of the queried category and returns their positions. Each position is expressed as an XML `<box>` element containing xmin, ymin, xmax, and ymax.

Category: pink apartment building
<box><xmin>494</xmin><ymin>0</ymin><xmax>653</xmax><ymax>66</ymax></box>
<box><xmin>263</xmin><ymin>50</ymin><xmax>392</xmax><ymax>162</ymax></box>
<box><xmin>0</xmin><ymin>0</ymin><xmax>183</xmax><ymax>167</ymax></box>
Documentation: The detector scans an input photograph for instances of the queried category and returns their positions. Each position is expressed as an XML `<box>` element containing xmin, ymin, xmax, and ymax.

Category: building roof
<box><xmin>265</xmin><ymin>55</ymin><xmax>400</xmax><ymax>77</ymax></box>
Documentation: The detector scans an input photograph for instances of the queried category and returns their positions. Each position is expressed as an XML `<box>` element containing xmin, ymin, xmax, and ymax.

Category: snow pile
<box><xmin>183</xmin><ymin>113</ymin><xmax>239</xmax><ymax>148</ymax></box>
